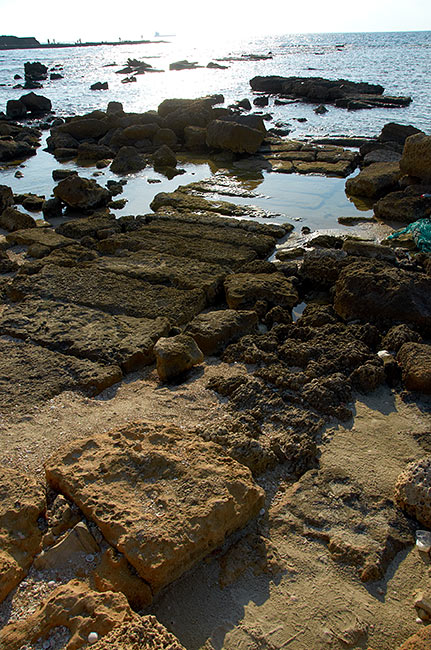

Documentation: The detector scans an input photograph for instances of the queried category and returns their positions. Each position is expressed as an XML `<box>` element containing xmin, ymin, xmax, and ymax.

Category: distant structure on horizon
<box><xmin>154</xmin><ymin>31</ymin><xmax>176</xmax><ymax>37</ymax></box>
<box><xmin>0</xmin><ymin>35</ymin><xmax>41</xmax><ymax>49</ymax></box>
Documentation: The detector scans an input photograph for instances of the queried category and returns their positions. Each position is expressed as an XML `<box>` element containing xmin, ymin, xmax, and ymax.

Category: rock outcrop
<box><xmin>395</xmin><ymin>458</ymin><xmax>431</xmax><ymax>527</ymax></box>
<box><xmin>45</xmin><ymin>421</ymin><xmax>264</xmax><ymax>593</ymax></box>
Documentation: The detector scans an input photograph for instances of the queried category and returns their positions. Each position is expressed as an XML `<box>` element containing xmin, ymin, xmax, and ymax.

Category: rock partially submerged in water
<box><xmin>400</xmin><ymin>132</ymin><xmax>431</xmax><ymax>184</ymax></box>
<box><xmin>53</xmin><ymin>174</ymin><xmax>111</xmax><ymax>210</ymax></box>
<box><xmin>250</xmin><ymin>75</ymin><xmax>412</xmax><ymax>109</ymax></box>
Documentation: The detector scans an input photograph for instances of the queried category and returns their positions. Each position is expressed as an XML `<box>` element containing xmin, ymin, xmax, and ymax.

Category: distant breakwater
<box><xmin>0</xmin><ymin>39</ymin><xmax>167</xmax><ymax>51</ymax></box>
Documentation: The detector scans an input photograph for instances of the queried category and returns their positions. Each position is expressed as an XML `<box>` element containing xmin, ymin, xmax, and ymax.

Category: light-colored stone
<box><xmin>45</xmin><ymin>421</ymin><xmax>264</xmax><ymax>593</ymax></box>
<box><xmin>0</xmin><ymin>466</ymin><xmax>46</xmax><ymax>602</ymax></box>
<box><xmin>395</xmin><ymin>457</ymin><xmax>431</xmax><ymax>527</ymax></box>
<box><xmin>34</xmin><ymin>522</ymin><xmax>100</xmax><ymax>570</ymax></box>
<box><xmin>154</xmin><ymin>334</ymin><xmax>204</xmax><ymax>381</ymax></box>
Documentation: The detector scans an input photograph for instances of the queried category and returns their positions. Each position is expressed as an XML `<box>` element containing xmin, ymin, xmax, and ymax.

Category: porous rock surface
<box><xmin>53</xmin><ymin>175</ymin><xmax>111</xmax><ymax>210</ymax></box>
<box><xmin>154</xmin><ymin>334</ymin><xmax>204</xmax><ymax>381</ymax></box>
<box><xmin>397</xmin><ymin>342</ymin><xmax>431</xmax><ymax>393</ymax></box>
<box><xmin>0</xmin><ymin>466</ymin><xmax>46</xmax><ymax>603</ymax></box>
<box><xmin>334</xmin><ymin>260</ymin><xmax>431</xmax><ymax>334</ymax></box>
<box><xmin>394</xmin><ymin>457</ymin><xmax>431</xmax><ymax>527</ymax></box>
<box><xmin>90</xmin><ymin>617</ymin><xmax>186</xmax><ymax>650</ymax></box>
<box><xmin>185</xmin><ymin>309</ymin><xmax>258</xmax><ymax>355</ymax></box>
<box><xmin>45</xmin><ymin>421</ymin><xmax>264</xmax><ymax>593</ymax></box>
<box><xmin>0</xmin><ymin>337</ymin><xmax>121</xmax><ymax>411</ymax></box>
<box><xmin>224</xmin><ymin>272</ymin><xmax>298</xmax><ymax>310</ymax></box>
<box><xmin>0</xmin><ymin>298</ymin><xmax>170</xmax><ymax>372</ymax></box>
<box><xmin>400</xmin><ymin>132</ymin><xmax>431</xmax><ymax>183</ymax></box>
<box><xmin>0</xmin><ymin>580</ymin><xmax>160</xmax><ymax>650</ymax></box>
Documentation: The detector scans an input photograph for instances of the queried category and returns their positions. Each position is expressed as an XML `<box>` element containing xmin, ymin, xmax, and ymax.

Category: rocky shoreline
<box><xmin>0</xmin><ymin>79</ymin><xmax>431</xmax><ymax>650</ymax></box>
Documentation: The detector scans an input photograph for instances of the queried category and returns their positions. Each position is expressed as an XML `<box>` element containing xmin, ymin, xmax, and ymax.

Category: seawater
<box><xmin>0</xmin><ymin>31</ymin><xmax>430</xmax><ymax>231</ymax></box>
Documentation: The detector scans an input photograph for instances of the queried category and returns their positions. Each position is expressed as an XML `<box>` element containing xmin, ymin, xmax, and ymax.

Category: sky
<box><xmin>1</xmin><ymin>0</ymin><xmax>431</xmax><ymax>43</ymax></box>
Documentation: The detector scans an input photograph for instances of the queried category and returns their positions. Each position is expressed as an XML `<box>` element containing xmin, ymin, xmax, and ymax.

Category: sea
<box><xmin>0</xmin><ymin>31</ymin><xmax>430</xmax><ymax>233</ymax></box>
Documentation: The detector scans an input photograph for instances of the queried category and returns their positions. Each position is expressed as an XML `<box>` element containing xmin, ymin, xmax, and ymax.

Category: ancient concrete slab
<box><xmin>8</xmin><ymin>264</ymin><xmax>207</xmax><ymax>325</ymax></box>
<box><xmin>45</xmin><ymin>421</ymin><xmax>264</xmax><ymax>592</ymax></box>
<box><xmin>0</xmin><ymin>337</ymin><xmax>122</xmax><ymax>411</ymax></box>
<box><xmin>0</xmin><ymin>298</ymin><xmax>170</xmax><ymax>371</ymax></box>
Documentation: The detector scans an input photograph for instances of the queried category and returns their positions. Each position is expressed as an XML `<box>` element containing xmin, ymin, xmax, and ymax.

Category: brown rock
<box><xmin>400</xmin><ymin>132</ymin><xmax>431</xmax><ymax>183</ymax></box>
<box><xmin>186</xmin><ymin>309</ymin><xmax>258</xmax><ymax>355</ymax></box>
<box><xmin>34</xmin><ymin>521</ymin><xmax>99</xmax><ymax>570</ymax></box>
<box><xmin>224</xmin><ymin>272</ymin><xmax>298</xmax><ymax>310</ymax></box>
<box><xmin>206</xmin><ymin>119</ymin><xmax>265</xmax><ymax>154</ymax></box>
<box><xmin>398</xmin><ymin>625</ymin><xmax>431</xmax><ymax>650</ymax></box>
<box><xmin>54</xmin><ymin>175</ymin><xmax>110</xmax><ymax>210</ymax></box>
<box><xmin>397</xmin><ymin>342</ymin><xmax>431</xmax><ymax>393</ymax></box>
<box><xmin>57</xmin><ymin>117</ymin><xmax>110</xmax><ymax>140</ymax></box>
<box><xmin>0</xmin><ymin>184</ymin><xmax>13</xmax><ymax>213</ymax></box>
<box><xmin>89</xmin><ymin>617</ymin><xmax>186</xmax><ymax>650</ymax></box>
<box><xmin>92</xmin><ymin>547</ymin><xmax>153</xmax><ymax>610</ymax></box>
<box><xmin>0</xmin><ymin>580</ymin><xmax>135</xmax><ymax>650</ymax></box>
<box><xmin>345</xmin><ymin>162</ymin><xmax>400</xmax><ymax>198</ymax></box>
<box><xmin>0</xmin><ymin>206</ymin><xmax>37</xmax><ymax>232</ymax></box>
<box><xmin>394</xmin><ymin>457</ymin><xmax>431</xmax><ymax>527</ymax></box>
<box><xmin>6</xmin><ymin>227</ymin><xmax>71</xmax><ymax>250</ymax></box>
<box><xmin>154</xmin><ymin>333</ymin><xmax>204</xmax><ymax>381</ymax></box>
<box><xmin>110</xmin><ymin>146</ymin><xmax>147</xmax><ymax>174</ymax></box>
<box><xmin>45</xmin><ymin>421</ymin><xmax>264</xmax><ymax>593</ymax></box>
<box><xmin>0</xmin><ymin>466</ymin><xmax>46</xmax><ymax>602</ymax></box>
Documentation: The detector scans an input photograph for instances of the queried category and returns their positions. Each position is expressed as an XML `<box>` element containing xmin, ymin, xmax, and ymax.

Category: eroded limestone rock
<box><xmin>45</xmin><ymin>421</ymin><xmax>264</xmax><ymax>593</ymax></box>
<box><xmin>395</xmin><ymin>457</ymin><xmax>431</xmax><ymax>527</ymax></box>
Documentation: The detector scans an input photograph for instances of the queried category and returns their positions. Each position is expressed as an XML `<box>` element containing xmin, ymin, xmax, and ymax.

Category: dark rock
<box><xmin>253</xmin><ymin>95</ymin><xmax>269</xmax><ymax>107</ymax></box>
<box><xmin>52</xmin><ymin>169</ymin><xmax>78</xmax><ymax>181</ymax></box>
<box><xmin>0</xmin><ymin>185</ymin><xmax>14</xmax><ymax>213</ymax></box>
<box><xmin>6</xmin><ymin>99</ymin><xmax>26</xmax><ymax>119</ymax></box>
<box><xmin>154</xmin><ymin>334</ymin><xmax>204</xmax><ymax>381</ymax></box>
<box><xmin>24</xmin><ymin>61</ymin><xmax>47</xmax><ymax>81</ymax></box>
<box><xmin>378</xmin><ymin>122</ymin><xmax>422</xmax><ymax>146</ymax></box>
<box><xmin>381</xmin><ymin>324</ymin><xmax>422</xmax><ymax>353</ymax></box>
<box><xmin>236</xmin><ymin>98</ymin><xmax>252</xmax><ymax>111</ymax></box>
<box><xmin>334</xmin><ymin>259</ymin><xmax>431</xmax><ymax>334</ymax></box>
<box><xmin>169</xmin><ymin>60</ymin><xmax>201</xmax><ymax>71</ymax></box>
<box><xmin>153</xmin><ymin>145</ymin><xmax>177</xmax><ymax>168</ymax></box>
<box><xmin>400</xmin><ymin>133</ymin><xmax>431</xmax><ymax>184</ymax></box>
<box><xmin>0</xmin><ymin>207</ymin><xmax>37</xmax><ymax>231</ymax></box>
<box><xmin>19</xmin><ymin>92</ymin><xmax>52</xmax><ymax>114</ymax></box>
<box><xmin>50</xmin><ymin>73</ymin><xmax>63</xmax><ymax>80</ymax></box>
<box><xmin>185</xmin><ymin>310</ymin><xmax>258</xmax><ymax>355</ymax></box>
<box><xmin>53</xmin><ymin>175</ymin><xmax>111</xmax><ymax>210</ymax></box>
<box><xmin>206</xmin><ymin>120</ymin><xmax>265</xmax><ymax>154</ymax></box>
<box><xmin>42</xmin><ymin>197</ymin><xmax>63</xmax><ymax>219</ymax></box>
<box><xmin>110</xmin><ymin>146</ymin><xmax>146</xmax><ymax>174</ymax></box>
<box><xmin>397</xmin><ymin>342</ymin><xmax>431</xmax><ymax>393</ymax></box>
<box><xmin>374</xmin><ymin>189</ymin><xmax>431</xmax><ymax>223</ymax></box>
<box><xmin>90</xmin><ymin>82</ymin><xmax>109</xmax><ymax>90</ymax></box>
<box><xmin>56</xmin><ymin>118</ymin><xmax>109</xmax><ymax>141</ymax></box>
<box><xmin>345</xmin><ymin>162</ymin><xmax>400</xmax><ymax>199</ymax></box>
<box><xmin>224</xmin><ymin>273</ymin><xmax>298</xmax><ymax>311</ymax></box>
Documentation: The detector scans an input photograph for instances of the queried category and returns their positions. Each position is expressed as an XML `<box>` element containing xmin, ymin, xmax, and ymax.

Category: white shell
<box><xmin>88</xmin><ymin>632</ymin><xmax>99</xmax><ymax>644</ymax></box>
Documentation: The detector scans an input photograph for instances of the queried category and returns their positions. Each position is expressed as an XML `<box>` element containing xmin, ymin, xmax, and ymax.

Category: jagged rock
<box><xmin>397</xmin><ymin>342</ymin><xmax>431</xmax><ymax>393</ymax></box>
<box><xmin>0</xmin><ymin>206</ymin><xmax>37</xmax><ymax>231</ymax></box>
<box><xmin>53</xmin><ymin>175</ymin><xmax>111</xmax><ymax>210</ymax></box>
<box><xmin>88</xmin><ymin>617</ymin><xmax>186</xmax><ymax>650</ymax></box>
<box><xmin>400</xmin><ymin>132</ymin><xmax>431</xmax><ymax>183</ymax></box>
<box><xmin>19</xmin><ymin>92</ymin><xmax>52</xmax><ymax>114</ymax></box>
<box><xmin>45</xmin><ymin>421</ymin><xmax>264</xmax><ymax>592</ymax></box>
<box><xmin>24</xmin><ymin>61</ymin><xmax>47</xmax><ymax>81</ymax></box>
<box><xmin>0</xmin><ymin>249</ymin><xmax>18</xmax><ymax>273</ymax></box>
<box><xmin>154</xmin><ymin>333</ymin><xmax>204</xmax><ymax>381</ymax></box>
<box><xmin>169</xmin><ymin>60</ymin><xmax>201</xmax><ymax>70</ymax></box>
<box><xmin>34</xmin><ymin>521</ymin><xmax>99</xmax><ymax>570</ymax></box>
<box><xmin>378</xmin><ymin>122</ymin><xmax>422</xmax><ymax>145</ymax></box>
<box><xmin>0</xmin><ymin>338</ymin><xmax>122</xmax><ymax>411</ymax></box>
<box><xmin>373</xmin><ymin>189</ymin><xmax>431</xmax><ymax>223</ymax></box>
<box><xmin>206</xmin><ymin>119</ymin><xmax>265</xmax><ymax>154</ymax></box>
<box><xmin>345</xmin><ymin>162</ymin><xmax>400</xmax><ymax>198</ymax></box>
<box><xmin>224</xmin><ymin>272</ymin><xmax>298</xmax><ymax>310</ymax></box>
<box><xmin>0</xmin><ymin>298</ymin><xmax>170</xmax><ymax>371</ymax></box>
<box><xmin>395</xmin><ymin>457</ymin><xmax>431</xmax><ymax>526</ymax></box>
<box><xmin>0</xmin><ymin>466</ymin><xmax>46</xmax><ymax>602</ymax></box>
<box><xmin>381</xmin><ymin>324</ymin><xmax>422</xmax><ymax>353</ymax></box>
<box><xmin>153</xmin><ymin>144</ymin><xmax>177</xmax><ymax>167</ymax></box>
<box><xmin>92</xmin><ymin>547</ymin><xmax>153</xmax><ymax>610</ymax></box>
<box><xmin>149</xmin><ymin>189</ymin><xmax>274</xmax><ymax>220</ymax></box>
<box><xmin>110</xmin><ymin>146</ymin><xmax>146</xmax><ymax>174</ymax></box>
<box><xmin>91</xmin><ymin>81</ymin><xmax>109</xmax><ymax>90</ymax></box>
<box><xmin>0</xmin><ymin>184</ymin><xmax>13</xmax><ymax>212</ymax></box>
<box><xmin>6</xmin><ymin>99</ymin><xmax>27</xmax><ymax>119</ymax></box>
<box><xmin>0</xmin><ymin>580</ymin><xmax>137</xmax><ymax>649</ymax></box>
<box><xmin>186</xmin><ymin>309</ymin><xmax>258</xmax><ymax>355</ymax></box>
<box><xmin>334</xmin><ymin>260</ymin><xmax>431</xmax><ymax>334</ymax></box>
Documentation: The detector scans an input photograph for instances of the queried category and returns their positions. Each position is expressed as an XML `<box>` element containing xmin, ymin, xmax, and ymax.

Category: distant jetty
<box><xmin>0</xmin><ymin>35</ymin><xmax>167</xmax><ymax>50</ymax></box>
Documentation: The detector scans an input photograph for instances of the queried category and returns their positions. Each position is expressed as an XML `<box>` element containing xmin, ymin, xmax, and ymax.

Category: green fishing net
<box><xmin>387</xmin><ymin>218</ymin><xmax>431</xmax><ymax>252</ymax></box>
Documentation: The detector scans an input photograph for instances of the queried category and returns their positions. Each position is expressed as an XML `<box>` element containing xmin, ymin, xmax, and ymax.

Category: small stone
<box><xmin>86</xmin><ymin>554</ymin><xmax>95</xmax><ymax>563</ymax></box>
<box><xmin>42</xmin><ymin>641</ymin><xmax>51</xmax><ymax>649</ymax></box>
<box><xmin>88</xmin><ymin>631</ymin><xmax>99</xmax><ymax>644</ymax></box>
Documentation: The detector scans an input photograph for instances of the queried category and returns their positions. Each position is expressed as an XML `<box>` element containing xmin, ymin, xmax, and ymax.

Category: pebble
<box><xmin>88</xmin><ymin>631</ymin><xmax>99</xmax><ymax>644</ymax></box>
<box><xmin>47</xmin><ymin>580</ymin><xmax>56</xmax><ymax>588</ymax></box>
<box><xmin>86</xmin><ymin>554</ymin><xmax>95</xmax><ymax>563</ymax></box>
<box><xmin>43</xmin><ymin>641</ymin><xmax>51</xmax><ymax>649</ymax></box>
<box><xmin>259</xmin><ymin>508</ymin><xmax>265</xmax><ymax>516</ymax></box>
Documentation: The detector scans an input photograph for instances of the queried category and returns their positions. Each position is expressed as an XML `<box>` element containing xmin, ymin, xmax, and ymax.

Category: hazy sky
<box><xmin>1</xmin><ymin>0</ymin><xmax>431</xmax><ymax>43</ymax></box>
